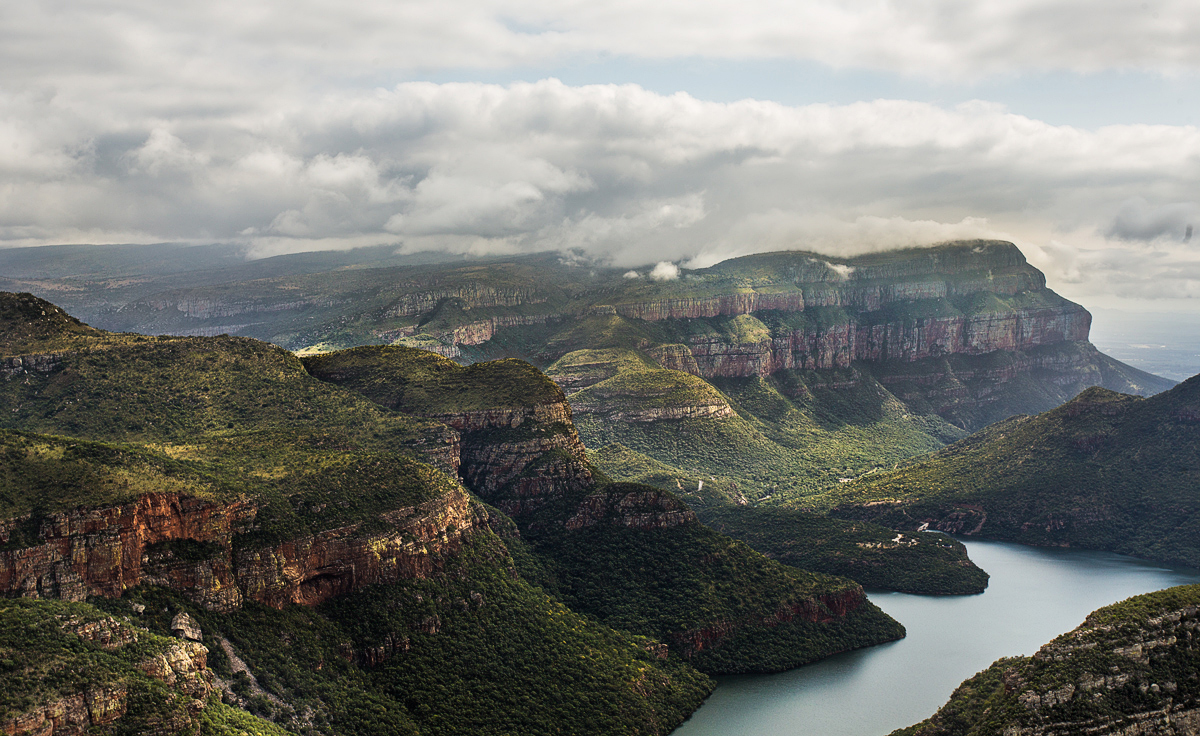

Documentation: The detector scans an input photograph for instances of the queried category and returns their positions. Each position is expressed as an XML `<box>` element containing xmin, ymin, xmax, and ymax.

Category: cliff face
<box><xmin>564</xmin><ymin>488</ymin><xmax>698</xmax><ymax>531</ymax></box>
<box><xmin>427</xmin><ymin>402</ymin><xmax>595</xmax><ymax>517</ymax></box>
<box><xmin>675</xmin><ymin>304</ymin><xmax>1090</xmax><ymax>378</ymax></box>
<box><xmin>673</xmin><ymin>587</ymin><xmax>867</xmax><ymax>658</ymax></box>
<box><xmin>0</xmin><ymin>489</ymin><xmax>481</xmax><ymax>612</ymax></box>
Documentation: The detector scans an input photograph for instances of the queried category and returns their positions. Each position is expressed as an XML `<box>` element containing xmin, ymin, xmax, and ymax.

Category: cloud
<box><xmin>2</xmin><ymin>79</ymin><xmax>1200</xmax><ymax>304</ymax></box>
<box><xmin>623</xmin><ymin>270</ymin><xmax>640</xmax><ymax>278</ymax></box>
<box><xmin>4</xmin><ymin>0</ymin><xmax>1200</xmax><ymax>99</ymax></box>
<box><xmin>649</xmin><ymin>262</ymin><xmax>680</xmax><ymax>281</ymax></box>
<box><xmin>1107</xmin><ymin>198</ymin><xmax>1200</xmax><ymax>242</ymax></box>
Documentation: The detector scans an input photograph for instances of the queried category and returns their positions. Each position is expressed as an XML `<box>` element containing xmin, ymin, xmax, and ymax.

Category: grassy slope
<box><xmin>892</xmin><ymin>585</ymin><xmax>1200</xmax><ymax>736</ymax></box>
<box><xmin>829</xmin><ymin>377</ymin><xmax>1200</xmax><ymax>566</ymax></box>
<box><xmin>590</xmin><ymin>443</ymin><xmax>987</xmax><ymax>595</ymax></box>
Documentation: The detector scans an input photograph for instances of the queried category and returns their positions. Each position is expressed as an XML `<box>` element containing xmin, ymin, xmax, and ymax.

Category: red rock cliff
<box><xmin>0</xmin><ymin>488</ymin><xmax>482</xmax><ymax>612</ymax></box>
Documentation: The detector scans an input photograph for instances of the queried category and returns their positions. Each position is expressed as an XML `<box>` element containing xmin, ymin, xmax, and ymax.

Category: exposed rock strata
<box><xmin>386</xmin><ymin>284</ymin><xmax>547</xmax><ymax>318</ymax></box>
<box><xmin>673</xmin><ymin>587</ymin><xmax>869</xmax><ymax>658</ymax></box>
<box><xmin>423</xmin><ymin>402</ymin><xmax>595</xmax><ymax>517</ymax></box>
<box><xmin>570</xmin><ymin>401</ymin><xmax>734</xmax><ymax>422</ymax></box>
<box><xmin>0</xmin><ymin>488</ymin><xmax>480</xmax><ymax>611</ymax></box>
<box><xmin>565</xmin><ymin>489</ymin><xmax>698</xmax><ymax>530</ymax></box>
<box><xmin>898</xmin><ymin>590</ymin><xmax>1200</xmax><ymax>736</ymax></box>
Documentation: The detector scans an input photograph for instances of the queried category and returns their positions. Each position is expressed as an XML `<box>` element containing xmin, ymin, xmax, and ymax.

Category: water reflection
<box><xmin>673</xmin><ymin>538</ymin><xmax>1200</xmax><ymax>736</ymax></box>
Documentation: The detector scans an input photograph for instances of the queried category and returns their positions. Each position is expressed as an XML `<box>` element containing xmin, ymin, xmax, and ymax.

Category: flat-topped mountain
<box><xmin>10</xmin><ymin>241</ymin><xmax>1169</xmax><ymax>433</ymax></box>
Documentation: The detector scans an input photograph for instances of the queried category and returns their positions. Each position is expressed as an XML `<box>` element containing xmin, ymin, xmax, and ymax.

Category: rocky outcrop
<box><xmin>0</xmin><ymin>352</ymin><xmax>72</xmax><ymax>376</ymax></box>
<box><xmin>565</xmin><ymin>488</ymin><xmax>698</xmax><ymax>531</ymax></box>
<box><xmin>386</xmin><ymin>284</ymin><xmax>547</xmax><ymax>318</ymax></box>
<box><xmin>410</xmin><ymin>399</ymin><xmax>596</xmax><ymax>517</ymax></box>
<box><xmin>900</xmin><ymin>587</ymin><xmax>1200</xmax><ymax>736</ymax></box>
<box><xmin>0</xmin><ymin>488</ymin><xmax>482</xmax><ymax>612</ymax></box>
<box><xmin>2</xmin><ymin>609</ymin><xmax>214</xmax><ymax>736</ymax></box>
<box><xmin>2</xmin><ymin>684</ymin><xmax>130</xmax><ymax>736</ymax></box>
<box><xmin>236</xmin><ymin>489</ymin><xmax>480</xmax><ymax>608</ymax></box>
<box><xmin>571</xmin><ymin>402</ymin><xmax>734</xmax><ymax>422</ymax></box>
<box><xmin>0</xmin><ymin>493</ymin><xmax>253</xmax><ymax>611</ymax></box>
<box><xmin>672</xmin><ymin>587</ymin><xmax>869</xmax><ymax>658</ymax></box>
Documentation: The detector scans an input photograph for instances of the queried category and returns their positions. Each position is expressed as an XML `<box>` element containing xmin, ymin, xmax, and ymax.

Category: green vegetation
<box><xmin>98</xmin><ymin>531</ymin><xmax>711</xmax><ymax>736</ymax></box>
<box><xmin>703</xmin><ymin>506</ymin><xmax>988</xmax><ymax>595</ymax></box>
<box><xmin>304</xmin><ymin>345</ymin><xmax>909</xmax><ymax>673</ymax></box>
<box><xmin>829</xmin><ymin>377</ymin><xmax>1200</xmax><ymax>567</ymax></box>
<box><xmin>576</xmin><ymin>367</ymin><xmax>962</xmax><ymax>509</ymax></box>
<box><xmin>590</xmin><ymin>444</ymin><xmax>987</xmax><ymax>594</ymax></box>
<box><xmin>570</xmin><ymin>367</ymin><xmax>730</xmax><ymax>413</ymax></box>
<box><xmin>893</xmin><ymin>585</ymin><xmax>1200</xmax><ymax>736</ymax></box>
<box><xmin>303</xmin><ymin>345</ymin><xmax>564</xmax><ymax>414</ymax></box>
<box><xmin>0</xmin><ymin>598</ymin><xmax>291</xmax><ymax>736</ymax></box>
<box><xmin>516</xmin><ymin>489</ymin><xmax>906</xmax><ymax>673</ymax></box>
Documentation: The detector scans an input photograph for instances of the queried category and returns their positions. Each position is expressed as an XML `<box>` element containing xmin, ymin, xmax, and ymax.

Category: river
<box><xmin>672</xmin><ymin>538</ymin><xmax>1200</xmax><ymax>736</ymax></box>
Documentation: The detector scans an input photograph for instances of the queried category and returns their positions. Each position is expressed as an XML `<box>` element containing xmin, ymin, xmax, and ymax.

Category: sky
<box><xmin>2</xmin><ymin>0</ymin><xmax>1200</xmax><ymax>313</ymax></box>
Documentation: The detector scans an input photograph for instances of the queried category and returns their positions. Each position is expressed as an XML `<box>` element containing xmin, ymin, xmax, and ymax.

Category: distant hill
<box><xmin>830</xmin><ymin>375</ymin><xmax>1200</xmax><ymax>567</ymax></box>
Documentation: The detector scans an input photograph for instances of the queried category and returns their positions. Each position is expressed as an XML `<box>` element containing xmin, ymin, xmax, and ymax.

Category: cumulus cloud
<box><xmin>2</xmin><ymin>77</ymin><xmax>1200</xmax><ymax>302</ymax></box>
<box><xmin>649</xmin><ymin>261</ymin><xmax>681</xmax><ymax>281</ymax></box>
<box><xmin>623</xmin><ymin>270</ymin><xmax>640</xmax><ymax>278</ymax></box>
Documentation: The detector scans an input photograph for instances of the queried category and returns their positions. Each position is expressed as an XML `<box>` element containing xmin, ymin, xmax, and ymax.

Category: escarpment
<box><xmin>304</xmin><ymin>346</ymin><xmax>597</xmax><ymax>516</ymax></box>
<box><xmin>0</xmin><ymin>486</ymin><xmax>481</xmax><ymax>612</ymax></box>
<box><xmin>895</xmin><ymin>585</ymin><xmax>1200</xmax><ymax>736</ymax></box>
<box><xmin>304</xmin><ymin>345</ymin><xmax>907</xmax><ymax>674</ymax></box>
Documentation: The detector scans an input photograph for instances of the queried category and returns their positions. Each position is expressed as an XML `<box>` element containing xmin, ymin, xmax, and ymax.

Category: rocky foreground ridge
<box><xmin>894</xmin><ymin>585</ymin><xmax>1200</xmax><ymax>736</ymax></box>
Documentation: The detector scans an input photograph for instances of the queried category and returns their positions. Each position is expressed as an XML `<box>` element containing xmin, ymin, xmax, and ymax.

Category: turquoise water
<box><xmin>673</xmin><ymin>538</ymin><xmax>1200</xmax><ymax>736</ymax></box>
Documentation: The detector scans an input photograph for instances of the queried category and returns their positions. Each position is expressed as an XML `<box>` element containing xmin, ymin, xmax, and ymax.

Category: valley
<box><xmin>0</xmin><ymin>238</ymin><xmax>1195</xmax><ymax>736</ymax></box>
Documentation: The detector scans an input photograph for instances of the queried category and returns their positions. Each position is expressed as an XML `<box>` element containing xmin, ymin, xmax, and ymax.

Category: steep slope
<box><xmin>0</xmin><ymin>293</ymin><xmax>713</xmax><ymax>736</ymax></box>
<box><xmin>893</xmin><ymin>585</ymin><xmax>1200</xmax><ymax>736</ymax></box>
<box><xmin>830</xmin><ymin>375</ymin><xmax>1200</xmax><ymax>567</ymax></box>
<box><xmin>589</xmin><ymin>443</ymin><xmax>988</xmax><ymax>595</ymax></box>
<box><xmin>303</xmin><ymin>345</ymin><xmax>906</xmax><ymax>673</ymax></box>
<box><xmin>0</xmin><ymin>598</ymin><xmax>292</xmax><ymax>736</ymax></box>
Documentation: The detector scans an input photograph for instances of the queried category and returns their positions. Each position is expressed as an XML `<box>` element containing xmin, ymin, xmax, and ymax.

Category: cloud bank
<box><xmin>3</xmin><ymin>1</ymin><xmax>1200</xmax><ymax>306</ymax></box>
<box><xmin>2</xmin><ymin>78</ymin><xmax>1199</xmax><ymax>302</ymax></box>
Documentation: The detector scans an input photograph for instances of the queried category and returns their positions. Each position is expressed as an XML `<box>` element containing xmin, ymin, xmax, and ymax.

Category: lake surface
<box><xmin>673</xmin><ymin>538</ymin><xmax>1200</xmax><ymax>736</ymax></box>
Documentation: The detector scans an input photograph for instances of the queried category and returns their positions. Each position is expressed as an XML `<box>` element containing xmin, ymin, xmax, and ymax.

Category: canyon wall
<box><xmin>0</xmin><ymin>489</ymin><xmax>482</xmax><ymax>612</ymax></box>
<box><xmin>671</xmin><ymin>304</ymin><xmax>1090</xmax><ymax>378</ymax></box>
